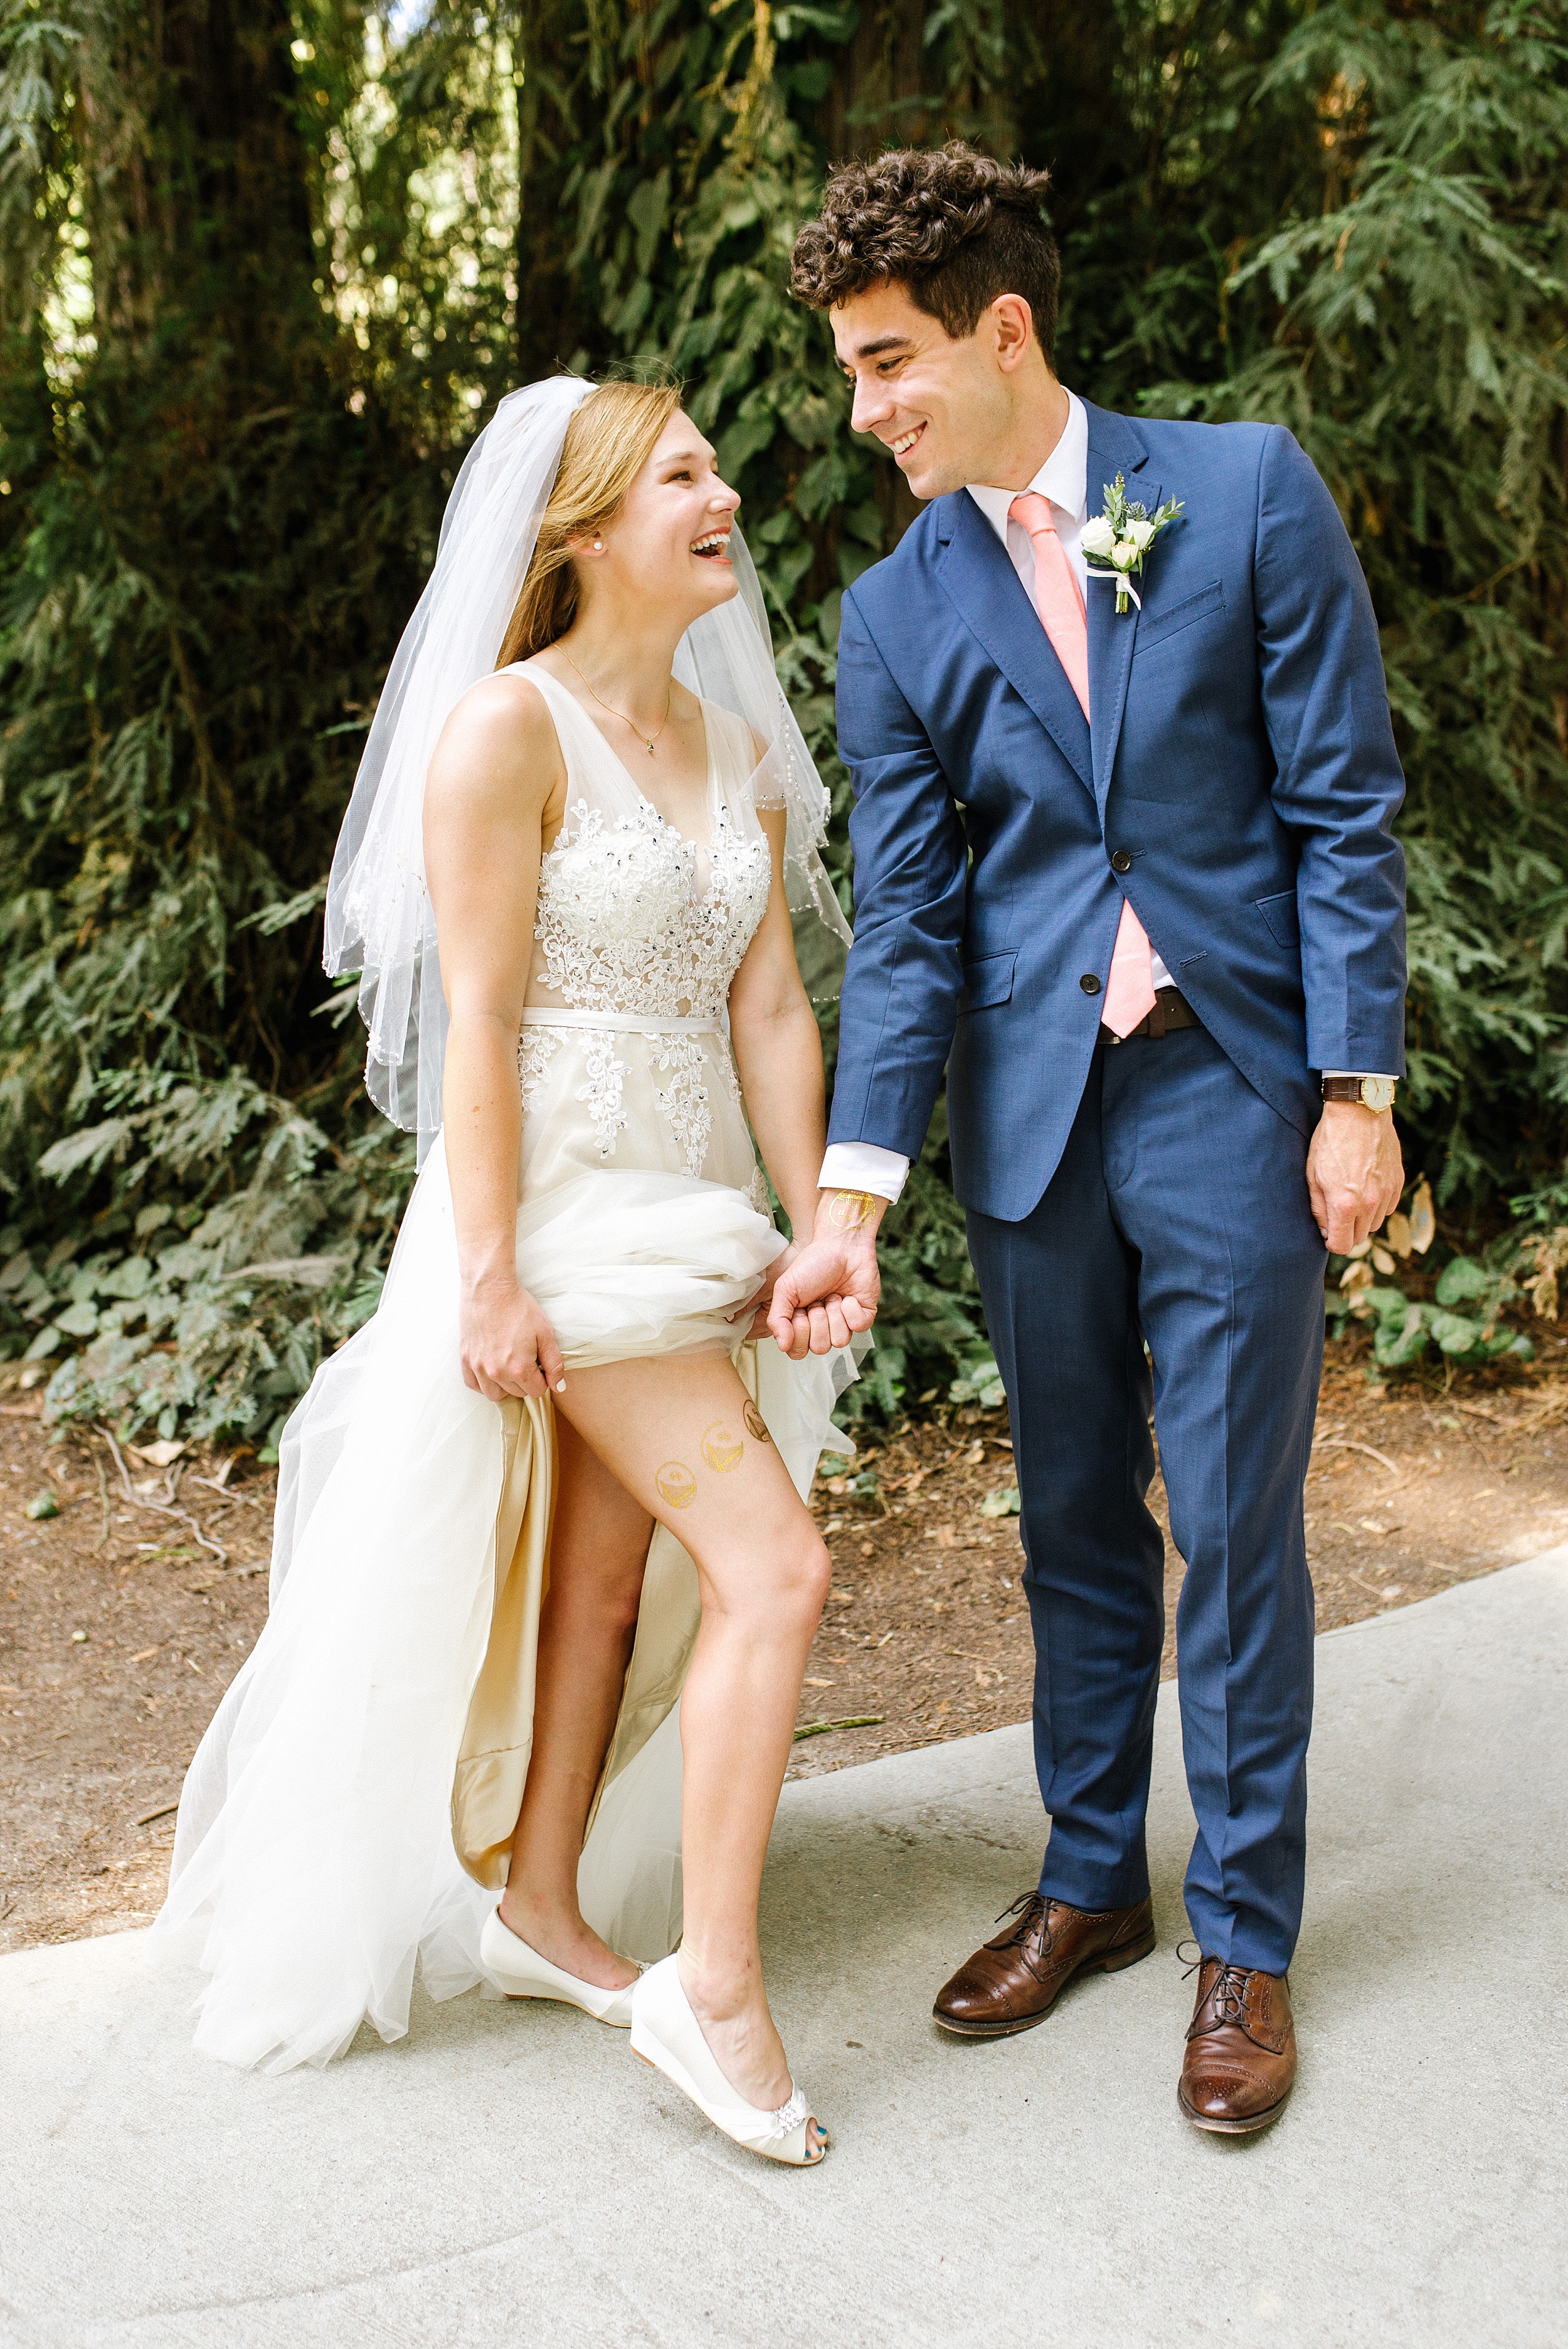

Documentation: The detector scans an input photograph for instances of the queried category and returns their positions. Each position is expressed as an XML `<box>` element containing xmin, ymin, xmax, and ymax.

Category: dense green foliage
<box><xmin>0</xmin><ymin>0</ymin><xmax>1564</xmax><ymax>1441</ymax></box>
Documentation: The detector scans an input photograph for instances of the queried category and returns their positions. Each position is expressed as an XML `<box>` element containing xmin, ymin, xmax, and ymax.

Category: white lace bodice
<box><xmin>519</xmin><ymin>664</ymin><xmax>771</xmax><ymax>1021</ymax></box>
<box><xmin>534</xmin><ymin>792</ymin><xmax>771</xmax><ymax>1019</ymax></box>
<box><xmin>508</xmin><ymin>662</ymin><xmax>775</xmax><ymax>1199</ymax></box>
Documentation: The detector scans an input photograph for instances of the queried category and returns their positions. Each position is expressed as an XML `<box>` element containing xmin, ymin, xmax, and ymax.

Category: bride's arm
<box><xmin>727</xmin><ymin>811</ymin><xmax>829</xmax><ymax>1248</ymax></box>
<box><xmin>731</xmin><ymin>814</ymin><xmax>878</xmax><ymax>1362</ymax></box>
<box><xmin>728</xmin><ymin>808</ymin><xmax>875</xmax><ymax>1355</ymax></box>
<box><xmin>423</xmin><ymin>676</ymin><xmax>566</xmax><ymax>1401</ymax></box>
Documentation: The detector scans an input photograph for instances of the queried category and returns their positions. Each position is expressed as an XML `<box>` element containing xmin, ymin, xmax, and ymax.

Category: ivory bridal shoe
<box><xmin>629</xmin><ymin>1955</ymin><xmax>826</xmax><ymax>2165</ymax></box>
<box><xmin>479</xmin><ymin>1906</ymin><xmax>640</xmax><ymax>2027</ymax></box>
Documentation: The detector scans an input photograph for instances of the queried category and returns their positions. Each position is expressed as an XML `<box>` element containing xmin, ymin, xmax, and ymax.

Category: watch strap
<box><xmin>1321</xmin><ymin>1074</ymin><xmax>1396</xmax><ymax>1110</ymax></box>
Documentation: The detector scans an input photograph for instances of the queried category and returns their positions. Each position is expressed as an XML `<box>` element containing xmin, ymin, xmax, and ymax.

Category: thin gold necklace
<box><xmin>561</xmin><ymin>651</ymin><xmax>672</xmax><ymax>758</ymax></box>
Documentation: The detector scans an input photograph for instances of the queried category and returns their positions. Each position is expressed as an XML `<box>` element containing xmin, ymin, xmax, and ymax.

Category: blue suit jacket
<box><xmin>829</xmin><ymin>403</ymin><xmax>1408</xmax><ymax>1222</ymax></box>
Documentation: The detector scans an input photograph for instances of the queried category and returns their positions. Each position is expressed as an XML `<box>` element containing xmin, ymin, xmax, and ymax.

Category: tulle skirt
<box><xmin>147</xmin><ymin>1137</ymin><xmax>854</xmax><ymax>2072</ymax></box>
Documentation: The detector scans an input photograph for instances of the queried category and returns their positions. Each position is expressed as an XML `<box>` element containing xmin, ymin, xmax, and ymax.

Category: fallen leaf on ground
<box><xmin>129</xmin><ymin>1440</ymin><xmax>186</xmax><ymax>1469</ymax></box>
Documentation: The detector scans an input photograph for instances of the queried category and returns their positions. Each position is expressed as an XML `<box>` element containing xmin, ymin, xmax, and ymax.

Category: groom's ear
<box><xmin>988</xmin><ymin>294</ymin><xmax>1044</xmax><ymax>376</ymax></box>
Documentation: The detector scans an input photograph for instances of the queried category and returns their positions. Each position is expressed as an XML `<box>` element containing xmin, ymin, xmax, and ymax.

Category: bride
<box><xmin>150</xmin><ymin>374</ymin><xmax>868</xmax><ymax>2168</ymax></box>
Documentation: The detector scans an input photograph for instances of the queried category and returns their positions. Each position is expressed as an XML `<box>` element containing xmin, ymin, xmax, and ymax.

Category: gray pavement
<box><xmin>3</xmin><ymin>1549</ymin><xmax>1566</xmax><ymax>2349</ymax></box>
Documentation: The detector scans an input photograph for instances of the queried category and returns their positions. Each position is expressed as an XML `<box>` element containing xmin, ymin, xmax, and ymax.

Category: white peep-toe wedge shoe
<box><xmin>479</xmin><ymin>1907</ymin><xmax>640</xmax><ymax>2028</ymax></box>
<box><xmin>629</xmin><ymin>1955</ymin><xmax>825</xmax><ymax>2165</ymax></box>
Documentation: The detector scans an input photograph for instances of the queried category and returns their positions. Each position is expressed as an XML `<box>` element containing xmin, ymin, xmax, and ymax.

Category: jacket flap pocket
<box><xmin>1134</xmin><ymin>579</ymin><xmax>1225</xmax><ymax>656</ymax></box>
<box><xmin>1254</xmin><ymin>889</ymin><xmax>1301</xmax><ymax>948</ymax></box>
<box><xmin>959</xmin><ymin>952</ymin><xmax>1017</xmax><ymax>1012</ymax></box>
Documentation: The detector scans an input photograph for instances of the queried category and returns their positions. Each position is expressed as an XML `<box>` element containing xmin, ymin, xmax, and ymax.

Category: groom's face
<box><xmin>831</xmin><ymin>282</ymin><xmax>1015</xmax><ymax>500</ymax></box>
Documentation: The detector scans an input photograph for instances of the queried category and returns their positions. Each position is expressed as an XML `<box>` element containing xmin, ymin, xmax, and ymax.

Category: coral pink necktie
<box><xmin>1009</xmin><ymin>493</ymin><xmax>1157</xmax><ymax>1039</ymax></box>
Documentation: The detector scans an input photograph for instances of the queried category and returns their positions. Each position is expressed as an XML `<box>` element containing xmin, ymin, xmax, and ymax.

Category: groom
<box><xmin>773</xmin><ymin>144</ymin><xmax>1406</xmax><ymax>2133</ymax></box>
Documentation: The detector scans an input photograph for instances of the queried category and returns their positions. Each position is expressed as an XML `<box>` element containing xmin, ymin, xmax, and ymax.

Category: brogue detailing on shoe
<box><xmin>937</xmin><ymin>1892</ymin><xmax>1155</xmax><ymax>2032</ymax></box>
<box><xmin>1187</xmin><ymin>2065</ymin><xmax>1275</xmax><ymax>2104</ymax></box>
<box><xmin>1182</xmin><ymin>1953</ymin><xmax>1291</xmax><ymax>2054</ymax></box>
<box><xmin>1179</xmin><ymin>1949</ymin><xmax>1296</xmax><ymax>2128</ymax></box>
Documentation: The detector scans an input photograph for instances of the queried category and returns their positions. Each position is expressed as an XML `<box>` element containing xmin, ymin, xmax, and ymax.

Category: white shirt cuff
<box><xmin>1323</xmin><ymin>1071</ymin><xmax>1397</xmax><ymax>1082</ymax></box>
<box><xmin>818</xmin><ymin>1143</ymin><xmax>910</xmax><ymax>1204</ymax></box>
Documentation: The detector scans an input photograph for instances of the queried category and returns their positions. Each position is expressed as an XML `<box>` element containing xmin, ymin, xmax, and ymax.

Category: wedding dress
<box><xmin>149</xmin><ymin>662</ymin><xmax>855</xmax><ymax>2072</ymax></box>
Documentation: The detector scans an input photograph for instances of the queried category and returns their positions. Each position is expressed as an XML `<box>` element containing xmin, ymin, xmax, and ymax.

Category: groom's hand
<box><xmin>766</xmin><ymin>1189</ymin><xmax>886</xmax><ymax>1359</ymax></box>
<box><xmin>1306</xmin><ymin>1103</ymin><xmax>1404</xmax><ymax>1253</ymax></box>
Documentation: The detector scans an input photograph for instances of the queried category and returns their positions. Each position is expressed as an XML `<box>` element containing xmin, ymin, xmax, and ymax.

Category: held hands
<box><xmin>459</xmin><ymin>1271</ymin><xmax>566</xmax><ymax>1401</ymax></box>
<box><xmin>765</xmin><ymin>1190</ymin><xmax>884</xmax><ymax>1359</ymax></box>
<box><xmin>1306</xmin><ymin>1103</ymin><xmax>1405</xmax><ymax>1253</ymax></box>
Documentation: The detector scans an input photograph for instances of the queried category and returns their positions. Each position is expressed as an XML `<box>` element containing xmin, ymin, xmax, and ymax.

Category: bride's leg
<box><xmin>557</xmin><ymin>1349</ymin><xmax>830</xmax><ymax>2138</ymax></box>
<box><xmin>501</xmin><ymin>1409</ymin><xmax>654</xmax><ymax>1989</ymax></box>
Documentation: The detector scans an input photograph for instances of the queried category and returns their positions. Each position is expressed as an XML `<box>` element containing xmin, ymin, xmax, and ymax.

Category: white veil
<box><xmin>325</xmin><ymin>374</ymin><xmax>851</xmax><ymax>1155</ymax></box>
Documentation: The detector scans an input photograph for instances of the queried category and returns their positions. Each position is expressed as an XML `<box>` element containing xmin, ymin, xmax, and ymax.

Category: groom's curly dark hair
<box><xmin>790</xmin><ymin>144</ymin><xmax>1059</xmax><ymax>359</ymax></box>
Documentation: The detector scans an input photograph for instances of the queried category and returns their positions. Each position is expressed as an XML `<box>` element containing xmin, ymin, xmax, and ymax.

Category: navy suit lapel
<box><xmin>936</xmin><ymin>489</ymin><xmax>1093</xmax><ymax>795</ymax></box>
<box><xmin>1083</xmin><ymin>404</ymin><xmax>1155</xmax><ymax>818</ymax></box>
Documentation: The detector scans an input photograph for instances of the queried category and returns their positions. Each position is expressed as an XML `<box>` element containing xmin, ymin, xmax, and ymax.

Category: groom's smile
<box><xmin>829</xmin><ymin>279</ymin><xmax>1065</xmax><ymax>502</ymax></box>
<box><xmin>829</xmin><ymin>282</ymin><xmax>993</xmax><ymax>499</ymax></box>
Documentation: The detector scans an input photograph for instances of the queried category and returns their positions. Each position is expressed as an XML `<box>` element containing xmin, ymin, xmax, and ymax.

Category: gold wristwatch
<box><xmin>1320</xmin><ymin>1074</ymin><xmax>1397</xmax><ymax>1112</ymax></box>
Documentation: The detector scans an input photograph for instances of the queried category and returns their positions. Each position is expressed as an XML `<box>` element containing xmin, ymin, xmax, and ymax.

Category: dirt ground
<box><xmin>3</xmin><ymin>1338</ymin><xmax>1566</xmax><ymax>1953</ymax></box>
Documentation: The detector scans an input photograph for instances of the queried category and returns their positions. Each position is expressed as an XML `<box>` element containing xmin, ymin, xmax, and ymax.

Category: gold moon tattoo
<box><xmin>655</xmin><ymin>1460</ymin><xmax>697</xmax><ymax>1509</ymax></box>
<box><xmin>699</xmin><ymin>1421</ymin><xmax>744</xmax><ymax>1473</ymax></box>
<box><xmin>825</xmin><ymin>1189</ymin><xmax>877</xmax><ymax>1231</ymax></box>
<box><xmin>742</xmin><ymin>1399</ymin><xmax>770</xmax><ymax>1444</ymax></box>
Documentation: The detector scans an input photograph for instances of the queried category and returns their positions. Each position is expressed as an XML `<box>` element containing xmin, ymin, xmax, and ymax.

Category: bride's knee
<box><xmin>773</xmin><ymin>1524</ymin><xmax>833</xmax><ymax>1628</ymax></box>
<box><xmin>548</xmin><ymin>1541</ymin><xmax>647</xmax><ymax>1638</ymax></box>
<box><xmin>702</xmin><ymin>1518</ymin><xmax>830</xmax><ymax>1633</ymax></box>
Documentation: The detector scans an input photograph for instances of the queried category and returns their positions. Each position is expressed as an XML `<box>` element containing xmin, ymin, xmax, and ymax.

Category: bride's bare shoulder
<box><xmin>426</xmin><ymin>666</ymin><xmax>563</xmax><ymax>822</ymax></box>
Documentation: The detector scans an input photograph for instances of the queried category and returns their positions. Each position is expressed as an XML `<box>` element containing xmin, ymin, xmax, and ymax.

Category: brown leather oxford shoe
<box><xmin>932</xmin><ymin>1891</ymin><xmax>1156</xmax><ymax>2038</ymax></box>
<box><xmin>1179</xmin><ymin>1956</ymin><xmax>1297</xmax><ymax>2134</ymax></box>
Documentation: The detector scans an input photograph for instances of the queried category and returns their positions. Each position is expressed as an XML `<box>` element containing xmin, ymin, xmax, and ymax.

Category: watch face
<box><xmin>1362</xmin><ymin>1076</ymin><xmax>1397</xmax><ymax>1113</ymax></box>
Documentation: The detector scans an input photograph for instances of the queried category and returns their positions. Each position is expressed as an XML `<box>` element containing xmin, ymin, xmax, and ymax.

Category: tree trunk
<box><xmin>514</xmin><ymin>0</ymin><xmax>595</xmax><ymax>381</ymax></box>
<box><xmin>80</xmin><ymin>0</ymin><xmax>321</xmax><ymax>379</ymax></box>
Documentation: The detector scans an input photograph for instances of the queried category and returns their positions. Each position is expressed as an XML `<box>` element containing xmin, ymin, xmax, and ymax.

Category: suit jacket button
<box><xmin>1080</xmin><ymin>973</ymin><xmax>1101</xmax><ymax>995</ymax></box>
<box><xmin>1111</xmin><ymin>849</ymin><xmax>1133</xmax><ymax>874</ymax></box>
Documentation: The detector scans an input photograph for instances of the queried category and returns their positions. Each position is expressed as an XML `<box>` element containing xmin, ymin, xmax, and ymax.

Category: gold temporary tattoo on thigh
<box><xmin>741</xmin><ymin>1399</ymin><xmax>770</xmax><ymax>1444</ymax></box>
<box><xmin>699</xmin><ymin>1420</ymin><xmax>744</xmax><ymax>1473</ymax></box>
<box><xmin>655</xmin><ymin>1460</ymin><xmax>697</xmax><ymax>1510</ymax></box>
<box><xmin>825</xmin><ymin>1189</ymin><xmax>877</xmax><ymax>1231</ymax></box>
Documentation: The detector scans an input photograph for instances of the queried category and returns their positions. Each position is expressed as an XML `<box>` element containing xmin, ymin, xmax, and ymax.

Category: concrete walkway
<box><xmin>3</xmin><ymin>1551</ymin><xmax>1566</xmax><ymax>2349</ymax></box>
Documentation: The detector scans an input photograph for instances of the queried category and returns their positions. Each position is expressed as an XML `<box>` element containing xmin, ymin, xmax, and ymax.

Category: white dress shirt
<box><xmin>817</xmin><ymin>390</ymin><xmax>1385</xmax><ymax>1206</ymax></box>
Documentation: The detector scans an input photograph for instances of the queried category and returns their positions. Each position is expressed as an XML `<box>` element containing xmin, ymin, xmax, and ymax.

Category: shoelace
<box><xmin>994</xmin><ymin>1890</ymin><xmax>1057</xmax><ymax>1959</ymax></box>
<box><xmin>1177</xmin><ymin>1939</ymin><xmax>1254</xmax><ymax>2033</ymax></box>
<box><xmin>1000</xmin><ymin>1879</ymin><xmax>1047</xmax><ymax>1935</ymax></box>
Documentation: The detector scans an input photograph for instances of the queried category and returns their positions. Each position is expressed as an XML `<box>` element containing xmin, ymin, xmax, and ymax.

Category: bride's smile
<box><xmin>575</xmin><ymin>414</ymin><xmax>743</xmax><ymax>639</ymax></box>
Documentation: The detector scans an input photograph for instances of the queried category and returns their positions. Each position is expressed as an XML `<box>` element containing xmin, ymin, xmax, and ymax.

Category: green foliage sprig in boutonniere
<box><xmin>1081</xmin><ymin>475</ymin><xmax>1184</xmax><ymax>615</ymax></box>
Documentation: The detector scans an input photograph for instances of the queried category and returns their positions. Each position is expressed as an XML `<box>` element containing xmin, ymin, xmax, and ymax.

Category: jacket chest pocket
<box><xmin>1131</xmin><ymin>579</ymin><xmax>1226</xmax><ymax>659</ymax></box>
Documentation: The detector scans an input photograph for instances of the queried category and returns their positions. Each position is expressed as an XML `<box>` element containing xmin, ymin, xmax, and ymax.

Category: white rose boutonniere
<box><xmin>1084</xmin><ymin>473</ymin><xmax>1184</xmax><ymax>614</ymax></box>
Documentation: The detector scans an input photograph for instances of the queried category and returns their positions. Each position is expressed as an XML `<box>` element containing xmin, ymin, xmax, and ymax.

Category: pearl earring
<box><xmin>592</xmin><ymin>539</ymin><xmax>603</xmax><ymax>551</ymax></box>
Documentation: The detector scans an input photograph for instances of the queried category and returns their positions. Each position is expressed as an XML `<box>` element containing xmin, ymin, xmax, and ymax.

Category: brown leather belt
<box><xmin>1111</xmin><ymin>987</ymin><xmax>1202</xmax><ymax>1041</ymax></box>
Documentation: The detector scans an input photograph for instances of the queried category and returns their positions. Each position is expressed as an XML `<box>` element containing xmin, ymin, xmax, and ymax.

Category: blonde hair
<box><xmin>497</xmin><ymin>378</ymin><xmax>684</xmax><ymax>666</ymax></box>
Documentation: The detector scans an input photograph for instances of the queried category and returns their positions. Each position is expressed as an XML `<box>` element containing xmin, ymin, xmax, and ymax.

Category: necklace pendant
<box><xmin>646</xmin><ymin>740</ymin><xmax>655</xmax><ymax>756</ymax></box>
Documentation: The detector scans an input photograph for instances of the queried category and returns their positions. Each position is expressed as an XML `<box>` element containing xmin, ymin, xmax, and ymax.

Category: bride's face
<box><xmin>591</xmin><ymin>413</ymin><xmax>741</xmax><ymax>619</ymax></box>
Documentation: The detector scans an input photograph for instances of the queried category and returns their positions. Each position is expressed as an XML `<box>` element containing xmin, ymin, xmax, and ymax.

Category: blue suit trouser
<box><xmin>965</xmin><ymin>1025</ymin><xmax>1324</xmax><ymax>1973</ymax></box>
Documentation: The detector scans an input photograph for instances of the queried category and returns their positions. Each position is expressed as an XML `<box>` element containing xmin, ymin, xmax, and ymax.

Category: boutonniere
<box><xmin>1081</xmin><ymin>474</ymin><xmax>1184</xmax><ymax>615</ymax></box>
